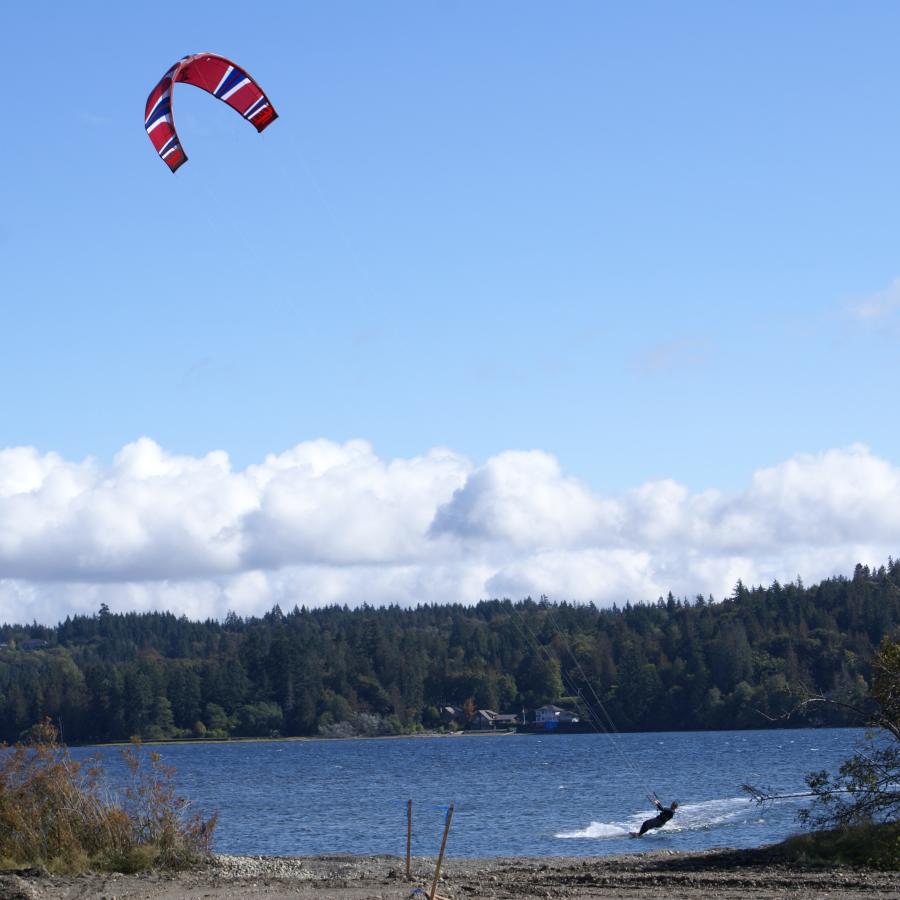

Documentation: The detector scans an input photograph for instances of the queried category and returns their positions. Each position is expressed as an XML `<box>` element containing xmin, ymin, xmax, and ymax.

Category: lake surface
<box><xmin>74</xmin><ymin>728</ymin><xmax>868</xmax><ymax>858</ymax></box>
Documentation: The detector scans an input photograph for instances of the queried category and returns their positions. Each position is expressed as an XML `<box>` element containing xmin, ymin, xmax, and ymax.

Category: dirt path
<box><xmin>2</xmin><ymin>850</ymin><xmax>898</xmax><ymax>900</ymax></box>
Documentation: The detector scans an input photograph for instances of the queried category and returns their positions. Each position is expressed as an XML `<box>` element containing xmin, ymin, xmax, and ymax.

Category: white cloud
<box><xmin>0</xmin><ymin>437</ymin><xmax>899</xmax><ymax>624</ymax></box>
<box><xmin>430</xmin><ymin>450</ymin><xmax>618</xmax><ymax>548</ymax></box>
<box><xmin>848</xmin><ymin>277</ymin><xmax>900</xmax><ymax>320</ymax></box>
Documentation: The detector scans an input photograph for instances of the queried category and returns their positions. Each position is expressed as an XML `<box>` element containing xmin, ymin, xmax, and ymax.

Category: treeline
<box><xmin>1</xmin><ymin>560</ymin><xmax>899</xmax><ymax>744</ymax></box>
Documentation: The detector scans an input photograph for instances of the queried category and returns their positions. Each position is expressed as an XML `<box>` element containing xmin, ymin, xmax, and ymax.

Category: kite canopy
<box><xmin>144</xmin><ymin>53</ymin><xmax>278</xmax><ymax>173</ymax></box>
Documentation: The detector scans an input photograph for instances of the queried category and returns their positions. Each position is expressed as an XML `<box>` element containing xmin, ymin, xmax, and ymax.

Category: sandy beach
<box><xmin>2</xmin><ymin>849</ymin><xmax>898</xmax><ymax>900</ymax></box>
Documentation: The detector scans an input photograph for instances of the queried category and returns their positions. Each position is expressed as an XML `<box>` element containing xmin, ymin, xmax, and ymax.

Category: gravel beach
<box><xmin>2</xmin><ymin>849</ymin><xmax>898</xmax><ymax>900</ymax></box>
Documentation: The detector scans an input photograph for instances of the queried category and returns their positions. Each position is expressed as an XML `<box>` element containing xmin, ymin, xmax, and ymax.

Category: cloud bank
<box><xmin>1</xmin><ymin>438</ymin><xmax>898</xmax><ymax>624</ymax></box>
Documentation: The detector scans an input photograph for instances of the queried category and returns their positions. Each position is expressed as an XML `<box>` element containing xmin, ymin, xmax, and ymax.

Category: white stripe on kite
<box><xmin>146</xmin><ymin>115</ymin><xmax>173</xmax><ymax>135</ymax></box>
<box><xmin>213</xmin><ymin>65</ymin><xmax>234</xmax><ymax>96</ymax></box>
<box><xmin>145</xmin><ymin>89</ymin><xmax>171</xmax><ymax>125</ymax></box>
<box><xmin>244</xmin><ymin>97</ymin><xmax>265</xmax><ymax>118</ymax></box>
<box><xmin>221</xmin><ymin>78</ymin><xmax>250</xmax><ymax>101</ymax></box>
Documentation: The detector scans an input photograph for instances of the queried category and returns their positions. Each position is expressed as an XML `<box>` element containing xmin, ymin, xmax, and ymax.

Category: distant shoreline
<box><xmin>70</xmin><ymin>727</ymin><xmax>519</xmax><ymax>749</ymax></box>
<box><xmin>70</xmin><ymin>722</ymin><xmax>860</xmax><ymax>750</ymax></box>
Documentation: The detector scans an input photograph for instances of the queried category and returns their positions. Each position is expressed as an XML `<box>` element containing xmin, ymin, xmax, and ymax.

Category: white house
<box><xmin>533</xmin><ymin>704</ymin><xmax>580</xmax><ymax>725</ymax></box>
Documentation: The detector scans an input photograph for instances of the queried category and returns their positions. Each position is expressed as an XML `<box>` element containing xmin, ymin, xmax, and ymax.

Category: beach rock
<box><xmin>0</xmin><ymin>874</ymin><xmax>38</xmax><ymax>900</ymax></box>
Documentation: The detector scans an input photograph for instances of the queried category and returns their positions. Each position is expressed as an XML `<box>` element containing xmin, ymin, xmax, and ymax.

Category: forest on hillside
<box><xmin>1</xmin><ymin>561</ymin><xmax>898</xmax><ymax>744</ymax></box>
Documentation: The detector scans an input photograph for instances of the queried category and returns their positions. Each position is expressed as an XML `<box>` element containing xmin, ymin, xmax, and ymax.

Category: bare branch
<box><xmin>755</xmin><ymin>694</ymin><xmax>871</xmax><ymax>725</ymax></box>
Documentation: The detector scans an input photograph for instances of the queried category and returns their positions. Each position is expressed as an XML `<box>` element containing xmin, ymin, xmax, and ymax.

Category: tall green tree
<box><xmin>802</xmin><ymin>638</ymin><xmax>900</xmax><ymax>827</ymax></box>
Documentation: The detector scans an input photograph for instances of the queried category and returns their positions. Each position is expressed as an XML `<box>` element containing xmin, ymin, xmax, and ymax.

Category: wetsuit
<box><xmin>638</xmin><ymin>800</ymin><xmax>676</xmax><ymax>836</ymax></box>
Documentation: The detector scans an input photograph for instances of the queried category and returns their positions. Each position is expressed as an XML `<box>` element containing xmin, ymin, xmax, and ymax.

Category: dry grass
<box><xmin>0</xmin><ymin>719</ymin><xmax>216</xmax><ymax>874</ymax></box>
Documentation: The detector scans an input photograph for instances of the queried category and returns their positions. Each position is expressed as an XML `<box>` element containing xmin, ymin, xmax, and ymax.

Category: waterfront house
<box><xmin>533</xmin><ymin>704</ymin><xmax>580</xmax><ymax>725</ymax></box>
<box><xmin>470</xmin><ymin>709</ymin><xmax>519</xmax><ymax>730</ymax></box>
<box><xmin>490</xmin><ymin>713</ymin><xmax>519</xmax><ymax>729</ymax></box>
<box><xmin>440</xmin><ymin>705</ymin><xmax>467</xmax><ymax>727</ymax></box>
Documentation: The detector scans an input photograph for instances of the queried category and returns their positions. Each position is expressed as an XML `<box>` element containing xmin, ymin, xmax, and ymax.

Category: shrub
<box><xmin>0</xmin><ymin>719</ymin><xmax>216</xmax><ymax>873</ymax></box>
<box><xmin>774</xmin><ymin>822</ymin><xmax>900</xmax><ymax>870</ymax></box>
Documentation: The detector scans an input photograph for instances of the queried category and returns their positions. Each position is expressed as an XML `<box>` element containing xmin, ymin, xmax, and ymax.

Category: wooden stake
<box><xmin>406</xmin><ymin>799</ymin><xmax>413</xmax><ymax>880</ymax></box>
<box><xmin>428</xmin><ymin>802</ymin><xmax>454</xmax><ymax>900</ymax></box>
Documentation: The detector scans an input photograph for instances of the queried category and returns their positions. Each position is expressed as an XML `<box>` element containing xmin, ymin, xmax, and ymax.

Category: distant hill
<box><xmin>1</xmin><ymin>560</ymin><xmax>898</xmax><ymax>743</ymax></box>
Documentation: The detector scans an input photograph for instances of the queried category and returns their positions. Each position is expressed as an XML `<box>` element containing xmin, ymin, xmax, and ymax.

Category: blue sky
<box><xmin>3</xmin><ymin>3</ymin><xmax>900</xmax><ymax>621</ymax></box>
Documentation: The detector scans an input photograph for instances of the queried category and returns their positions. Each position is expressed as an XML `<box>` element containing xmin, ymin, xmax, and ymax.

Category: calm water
<box><xmin>74</xmin><ymin>728</ymin><xmax>867</xmax><ymax>858</ymax></box>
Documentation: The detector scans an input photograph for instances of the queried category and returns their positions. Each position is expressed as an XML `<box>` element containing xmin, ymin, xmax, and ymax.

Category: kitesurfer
<box><xmin>635</xmin><ymin>798</ymin><xmax>678</xmax><ymax>836</ymax></box>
